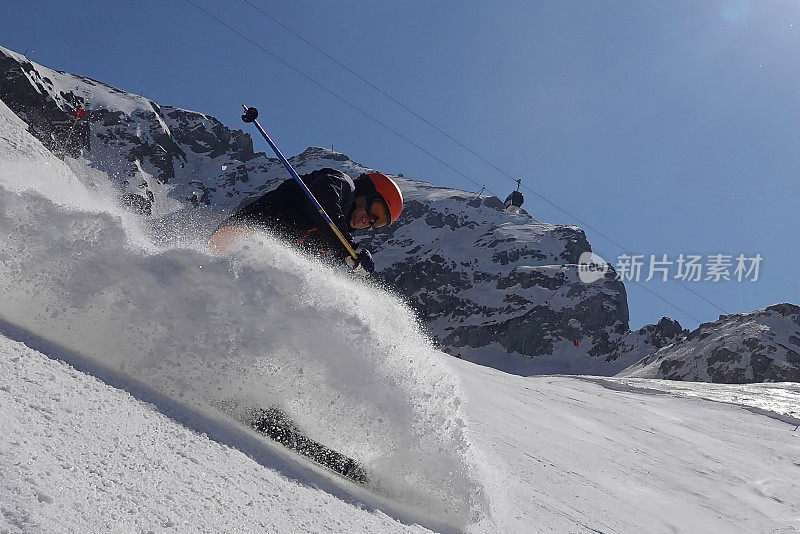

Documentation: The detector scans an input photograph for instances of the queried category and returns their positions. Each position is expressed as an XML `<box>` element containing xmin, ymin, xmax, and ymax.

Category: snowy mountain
<box><xmin>2</xmin><ymin>44</ymin><xmax>800</xmax><ymax>533</ymax></box>
<box><xmin>3</xmin><ymin>44</ymin><xmax>799</xmax><ymax>384</ymax></box>
<box><xmin>617</xmin><ymin>303</ymin><xmax>800</xmax><ymax>382</ymax></box>
<box><xmin>0</xmin><ymin>44</ymin><xmax>631</xmax><ymax>375</ymax></box>
<box><xmin>601</xmin><ymin>316</ymin><xmax>687</xmax><ymax>371</ymax></box>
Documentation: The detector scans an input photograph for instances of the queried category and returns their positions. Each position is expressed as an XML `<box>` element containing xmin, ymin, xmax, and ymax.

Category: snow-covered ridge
<box><xmin>617</xmin><ymin>304</ymin><xmax>800</xmax><ymax>382</ymax></box>
<box><xmin>0</xmin><ymin>45</ymin><xmax>153</xmax><ymax>115</ymax></box>
<box><xmin>4</xmin><ymin>44</ymin><xmax>798</xmax><ymax>383</ymax></box>
<box><xmin>0</xmin><ymin>44</ymin><xmax>631</xmax><ymax>375</ymax></box>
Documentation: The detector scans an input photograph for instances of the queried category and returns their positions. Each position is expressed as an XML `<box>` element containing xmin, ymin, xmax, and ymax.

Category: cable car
<box><xmin>504</xmin><ymin>179</ymin><xmax>524</xmax><ymax>213</ymax></box>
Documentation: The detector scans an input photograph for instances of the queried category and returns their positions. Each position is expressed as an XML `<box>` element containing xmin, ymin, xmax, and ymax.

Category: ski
<box><xmin>247</xmin><ymin>407</ymin><xmax>368</xmax><ymax>484</ymax></box>
<box><xmin>212</xmin><ymin>399</ymin><xmax>368</xmax><ymax>484</ymax></box>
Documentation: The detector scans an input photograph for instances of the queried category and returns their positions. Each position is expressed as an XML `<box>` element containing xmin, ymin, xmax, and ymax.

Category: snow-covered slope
<box><xmin>2</xmin><ymin>75</ymin><xmax>800</xmax><ymax>532</ymax></box>
<box><xmin>0</xmin><ymin>334</ymin><xmax>430</xmax><ymax>534</ymax></box>
<box><xmin>0</xmin><ymin>96</ymin><xmax>485</xmax><ymax>530</ymax></box>
<box><xmin>456</xmin><ymin>362</ymin><xmax>800</xmax><ymax>533</ymax></box>
<box><xmin>618</xmin><ymin>304</ymin><xmax>800</xmax><ymax>382</ymax></box>
<box><xmin>0</xmin><ymin>44</ymin><xmax>630</xmax><ymax>375</ymax></box>
<box><xmin>4</xmin><ymin>331</ymin><xmax>799</xmax><ymax>533</ymax></box>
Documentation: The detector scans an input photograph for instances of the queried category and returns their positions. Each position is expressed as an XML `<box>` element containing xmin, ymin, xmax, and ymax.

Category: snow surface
<box><xmin>580</xmin><ymin>376</ymin><xmax>800</xmax><ymax>425</ymax></box>
<box><xmin>4</xmin><ymin>331</ymin><xmax>799</xmax><ymax>533</ymax></box>
<box><xmin>0</xmin><ymin>97</ymin><xmax>485</xmax><ymax>530</ymax></box>
<box><xmin>2</xmin><ymin>94</ymin><xmax>800</xmax><ymax>532</ymax></box>
<box><xmin>455</xmin><ymin>360</ymin><xmax>800</xmax><ymax>533</ymax></box>
<box><xmin>0</xmin><ymin>334</ymin><xmax>429</xmax><ymax>534</ymax></box>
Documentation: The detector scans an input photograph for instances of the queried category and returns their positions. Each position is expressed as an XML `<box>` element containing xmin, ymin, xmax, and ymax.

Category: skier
<box><xmin>208</xmin><ymin>168</ymin><xmax>403</xmax><ymax>274</ymax></box>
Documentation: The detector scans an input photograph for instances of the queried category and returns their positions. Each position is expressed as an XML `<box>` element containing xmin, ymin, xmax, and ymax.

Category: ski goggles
<box><xmin>367</xmin><ymin>197</ymin><xmax>391</xmax><ymax>229</ymax></box>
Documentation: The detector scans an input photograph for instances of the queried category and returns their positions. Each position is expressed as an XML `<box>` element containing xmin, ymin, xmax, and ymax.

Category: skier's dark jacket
<box><xmin>220</xmin><ymin>168</ymin><xmax>355</xmax><ymax>261</ymax></box>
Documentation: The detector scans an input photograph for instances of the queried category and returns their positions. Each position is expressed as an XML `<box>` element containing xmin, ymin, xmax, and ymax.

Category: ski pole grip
<box><xmin>242</xmin><ymin>106</ymin><xmax>258</xmax><ymax>123</ymax></box>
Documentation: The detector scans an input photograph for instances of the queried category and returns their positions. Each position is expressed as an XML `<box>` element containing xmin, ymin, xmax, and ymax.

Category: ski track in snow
<box><xmin>577</xmin><ymin>376</ymin><xmax>800</xmax><ymax>426</ymax></box>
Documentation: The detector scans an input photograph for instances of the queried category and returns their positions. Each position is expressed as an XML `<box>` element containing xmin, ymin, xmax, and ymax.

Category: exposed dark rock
<box><xmin>496</xmin><ymin>269</ymin><xmax>564</xmax><ymax>290</ymax></box>
<box><xmin>619</xmin><ymin>303</ymin><xmax>800</xmax><ymax>383</ymax></box>
<box><xmin>482</xmin><ymin>196</ymin><xmax>505</xmax><ymax>211</ymax></box>
<box><xmin>0</xmin><ymin>52</ymin><xmax>89</xmax><ymax>157</ymax></box>
<box><xmin>1</xmin><ymin>45</ymin><xmax>640</xmax><ymax>373</ymax></box>
<box><xmin>553</xmin><ymin>227</ymin><xmax>591</xmax><ymax>264</ymax></box>
<box><xmin>491</xmin><ymin>248</ymin><xmax>547</xmax><ymax>265</ymax></box>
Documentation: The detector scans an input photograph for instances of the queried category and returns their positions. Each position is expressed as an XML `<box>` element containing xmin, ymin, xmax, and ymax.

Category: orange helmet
<box><xmin>355</xmin><ymin>172</ymin><xmax>403</xmax><ymax>226</ymax></box>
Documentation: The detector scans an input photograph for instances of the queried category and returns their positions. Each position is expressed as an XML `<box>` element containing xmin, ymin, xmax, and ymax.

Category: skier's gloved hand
<box><xmin>345</xmin><ymin>247</ymin><xmax>375</xmax><ymax>276</ymax></box>
<box><xmin>357</xmin><ymin>248</ymin><xmax>375</xmax><ymax>274</ymax></box>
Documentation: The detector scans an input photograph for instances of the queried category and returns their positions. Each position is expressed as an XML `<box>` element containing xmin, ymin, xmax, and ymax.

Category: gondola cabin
<box><xmin>504</xmin><ymin>180</ymin><xmax>524</xmax><ymax>213</ymax></box>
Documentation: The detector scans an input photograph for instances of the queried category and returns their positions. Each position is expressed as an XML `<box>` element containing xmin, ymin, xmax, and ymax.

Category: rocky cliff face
<box><xmin>355</xmin><ymin>183</ymin><xmax>631</xmax><ymax>369</ymax></box>
<box><xmin>0</xmin><ymin>46</ymin><xmax>284</xmax><ymax>217</ymax></box>
<box><xmin>7</xmin><ymin>44</ymin><xmax>799</xmax><ymax>383</ymax></box>
<box><xmin>0</xmin><ymin>45</ymin><xmax>635</xmax><ymax>374</ymax></box>
<box><xmin>597</xmin><ymin>317</ymin><xmax>687</xmax><ymax>374</ymax></box>
<box><xmin>264</xmin><ymin>150</ymin><xmax>632</xmax><ymax>373</ymax></box>
<box><xmin>617</xmin><ymin>304</ymin><xmax>800</xmax><ymax>383</ymax></box>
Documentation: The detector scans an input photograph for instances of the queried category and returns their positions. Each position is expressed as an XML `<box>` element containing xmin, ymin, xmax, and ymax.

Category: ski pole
<box><xmin>241</xmin><ymin>105</ymin><xmax>358</xmax><ymax>261</ymax></box>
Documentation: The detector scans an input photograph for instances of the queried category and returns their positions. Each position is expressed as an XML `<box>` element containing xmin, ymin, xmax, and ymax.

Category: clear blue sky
<box><xmin>2</xmin><ymin>0</ymin><xmax>798</xmax><ymax>329</ymax></box>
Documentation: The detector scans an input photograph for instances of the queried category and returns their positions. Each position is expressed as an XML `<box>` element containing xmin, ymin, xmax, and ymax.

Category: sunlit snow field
<box><xmin>0</xmin><ymin>99</ymin><xmax>485</xmax><ymax>530</ymax></box>
<box><xmin>1</xmin><ymin>98</ymin><xmax>799</xmax><ymax>533</ymax></box>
